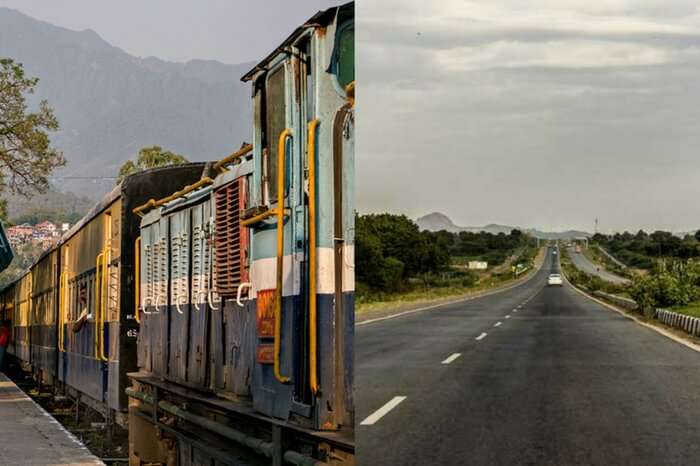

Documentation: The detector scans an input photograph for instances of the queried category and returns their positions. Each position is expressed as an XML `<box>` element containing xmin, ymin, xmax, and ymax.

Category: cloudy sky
<box><xmin>0</xmin><ymin>0</ymin><xmax>338</xmax><ymax>63</ymax></box>
<box><xmin>357</xmin><ymin>0</ymin><xmax>700</xmax><ymax>233</ymax></box>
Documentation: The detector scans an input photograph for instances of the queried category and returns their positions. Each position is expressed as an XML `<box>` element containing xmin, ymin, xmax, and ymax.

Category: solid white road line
<box><xmin>494</xmin><ymin>321</ymin><xmax>502</xmax><ymax>327</ymax></box>
<box><xmin>476</xmin><ymin>332</ymin><xmax>488</xmax><ymax>341</ymax></box>
<box><xmin>441</xmin><ymin>353</ymin><xmax>461</xmax><ymax>364</ymax></box>
<box><xmin>360</xmin><ymin>396</ymin><xmax>407</xmax><ymax>426</ymax></box>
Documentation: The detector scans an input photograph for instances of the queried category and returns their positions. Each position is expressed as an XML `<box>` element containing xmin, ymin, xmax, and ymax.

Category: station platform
<box><xmin>0</xmin><ymin>372</ymin><xmax>103</xmax><ymax>466</ymax></box>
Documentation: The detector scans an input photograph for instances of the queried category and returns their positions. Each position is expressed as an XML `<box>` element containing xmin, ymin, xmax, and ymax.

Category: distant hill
<box><xmin>416</xmin><ymin>212</ymin><xmax>520</xmax><ymax>235</ymax></box>
<box><xmin>416</xmin><ymin>212</ymin><xmax>592</xmax><ymax>239</ymax></box>
<box><xmin>6</xmin><ymin>188</ymin><xmax>93</xmax><ymax>225</ymax></box>
<box><xmin>0</xmin><ymin>7</ymin><xmax>254</xmax><ymax>198</ymax></box>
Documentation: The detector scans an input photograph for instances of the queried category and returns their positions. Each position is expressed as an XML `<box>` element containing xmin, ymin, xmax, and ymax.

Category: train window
<box><xmin>335</xmin><ymin>22</ymin><xmax>354</xmax><ymax>89</ymax></box>
<box><xmin>265</xmin><ymin>66</ymin><xmax>286</xmax><ymax>204</ymax></box>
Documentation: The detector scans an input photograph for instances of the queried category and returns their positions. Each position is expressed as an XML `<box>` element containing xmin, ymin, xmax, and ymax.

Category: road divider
<box><xmin>441</xmin><ymin>353</ymin><xmax>461</xmax><ymax>364</ymax></box>
<box><xmin>360</xmin><ymin>396</ymin><xmax>407</xmax><ymax>426</ymax></box>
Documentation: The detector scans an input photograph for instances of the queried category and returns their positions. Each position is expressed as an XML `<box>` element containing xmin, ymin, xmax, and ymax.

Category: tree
<box><xmin>0</xmin><ymin>58</ymin><xmax>64</xmax><ymax>205</ymax></box>
<box><xmin>117</xmin><ymin>145</ymin><xmax>188</xmax><ymax>183</ymax></box>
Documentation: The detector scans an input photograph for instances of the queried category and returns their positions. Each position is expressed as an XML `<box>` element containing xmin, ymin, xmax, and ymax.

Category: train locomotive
<box><xmin>128</xmin><ymin>3</ymin><xmax>354</xmax><ymax>464</ymax></box>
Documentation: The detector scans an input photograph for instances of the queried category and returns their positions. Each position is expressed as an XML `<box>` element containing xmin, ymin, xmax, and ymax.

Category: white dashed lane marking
<box><xmin>360</xmin><ymin>396</ymin><xmax>407</xmax><ymax>426</ymax></box>
<box><xmin>441</xmin><ymin>353</ymin><xmax>461</xmax><ymax>364</ymax></box>
<box><xmin>505</xmin><ymin>315</ymin><xmax>511</xmax><ymax>319</ymax></box>
<box><xmin>476</xmin><ymin>332</ymin><xmax>488</xmax><ymax>341</ymax></box>
<box><xmin>494</xmin><ymin>321</ymin><xmax>502</xmax><ymax>327</ymax></box>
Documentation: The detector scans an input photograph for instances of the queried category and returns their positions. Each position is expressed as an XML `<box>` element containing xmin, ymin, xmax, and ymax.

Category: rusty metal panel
<box><xmin>222</xmin><ymin>300</ymin><xmax>254</xmax><ymax>396</ymax></box>
<box><xmin>214</xmin><ymin>179</ymin><xmax>247</xmax><ymax>297</ymax></box>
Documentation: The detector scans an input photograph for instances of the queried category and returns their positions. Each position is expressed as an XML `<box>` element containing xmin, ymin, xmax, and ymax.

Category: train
<box><xmin>0</xmin><ymin>165</ymin><xmax>208</xmax><ymax>422</ymax></box>
<box><xmin>0</xmin><ymin>2</ymin><xmax>354</xmax><ymax>465</ymax></box>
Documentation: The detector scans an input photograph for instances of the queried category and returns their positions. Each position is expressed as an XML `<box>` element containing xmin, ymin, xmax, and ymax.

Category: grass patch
<box><xmin>357</xmin><ymin>247</ymin><xmax>544</xmax><ymax>314</ymax></box>
<box><xmin>671</xmin><ymin>302</ymin><xmax>700</xmax><ymax>318</ymax></box>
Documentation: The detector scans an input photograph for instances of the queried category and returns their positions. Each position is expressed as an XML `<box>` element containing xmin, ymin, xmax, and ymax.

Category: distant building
<box><xmin>7</xmin><ymin>221</ymin><xmax>62</xmax><ymax>250</ymax></box>
<box><xmin>35</xmin><ymin>221</ymin><xmax>59</xmax><ymax>236</ymax></box>
<box><xmin>7</xmin><ymin>224</ymin><xmax>34</xmax><ymax>247</ymax></box>
<box><xmin>468</xmin><ymin>261</ymin><xmax>488</xmax><ymax>270</ymax></box>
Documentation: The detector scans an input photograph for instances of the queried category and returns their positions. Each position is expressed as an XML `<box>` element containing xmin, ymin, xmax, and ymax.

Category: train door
<box><xmin>245</xmin><ymin>54</ymin><xmax>301</xmax><ymax>419</ymax></box>
<box><xmin>333</xmin><ymin>97</ymin><xmax>354</xmax><ymax>428</ymax></box>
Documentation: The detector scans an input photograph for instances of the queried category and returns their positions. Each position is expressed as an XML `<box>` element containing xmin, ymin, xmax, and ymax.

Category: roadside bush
<box><xmin>629</xmin><ymin>260</ymin><xmax>700</xmax><ymax>314</ymax></box>
<box><xmin>378</xmin><ymin>257</ymin><xmax>405</xmax><ymax>292</ymax></box>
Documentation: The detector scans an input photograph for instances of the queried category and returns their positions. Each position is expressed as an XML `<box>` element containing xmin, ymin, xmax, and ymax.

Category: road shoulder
<box><xmin>357</xmin><ymin>248</ymin><xmax>545</xmax><ymax>325</ymax></box>
<box><xmin>561</xmin><ymin>266</ymin><xmax>700</xmax><ymax>354</ymax></box>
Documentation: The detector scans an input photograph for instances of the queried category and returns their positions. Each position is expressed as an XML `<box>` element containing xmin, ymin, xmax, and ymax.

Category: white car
<box><xmin>547</xmin><ymin>273</ymin><xmax>563</xmax><ymax>286</ymax></box>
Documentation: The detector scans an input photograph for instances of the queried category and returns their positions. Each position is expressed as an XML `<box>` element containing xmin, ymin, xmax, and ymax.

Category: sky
<box><xmin>356</xmin><ymin>0</ymin><xmax>700</xmax><ymax>233</ymax></box>
<box><xmin>0</xmin><ymin>0</ymin><xmax>339</xmax><ymax>64</ymax></box>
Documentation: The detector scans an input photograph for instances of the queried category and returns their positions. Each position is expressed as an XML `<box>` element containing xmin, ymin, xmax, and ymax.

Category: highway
<box><xmin>356</xmin><ymin>249</ymin><xmax>700</xmax><ymax>465</ymax></box>
<box><xmin>567</xmin><ymin>246</ymin><xmax>630</xmax><ymax>284</ymax></box>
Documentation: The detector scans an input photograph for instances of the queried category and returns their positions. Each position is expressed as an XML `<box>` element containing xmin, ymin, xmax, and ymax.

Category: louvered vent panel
<box><xmin>214</xmin><ymin>181</ymin><xmax>242</xmax><ymax>297</ymax></box>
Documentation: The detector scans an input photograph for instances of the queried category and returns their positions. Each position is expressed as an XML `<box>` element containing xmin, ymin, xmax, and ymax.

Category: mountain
<box><xmin>416</xmin><ymin>212</ymin><xmax>519</xmax><ymax>235</ymax></box>
<box><xmin>416</xmin><ymin>212</ymin><xmax>592</xmax><ymax>239</ymax></box>
<box><xmin>415</xmin><ymin>212</ymin><xmax>461</xmax><ymax>232</ymax></box>
<box><xmin>0</xmin><ymin>8</ymin><xmax>254</xmax><ymax>198</ymax></box>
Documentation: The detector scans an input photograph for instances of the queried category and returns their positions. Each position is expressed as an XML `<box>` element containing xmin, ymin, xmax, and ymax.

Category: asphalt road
<box><xmin>356</xmin><ymin>248</ymin><xmax>700</xmax><ymax>465</ymax></box>
<box><xmin>567</xmin><ymin>246</ymin><xmax>629</xmax><ymax>284</ymax></box>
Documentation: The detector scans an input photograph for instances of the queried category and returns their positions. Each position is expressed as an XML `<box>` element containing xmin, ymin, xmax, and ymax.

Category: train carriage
<box><xmin>30</xmin><ymin>248</ymin><xmax>59</xmax><ymax>385</ymax></box>
<box><xmin>0</xmin><ymin>164</ymin><xmax>207</xmax><ymax>422</ymax></box>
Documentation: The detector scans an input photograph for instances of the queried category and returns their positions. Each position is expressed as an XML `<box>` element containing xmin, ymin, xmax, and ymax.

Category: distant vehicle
<box><xmin>548</xmin><ymin>273</ymin><xmax>563</xmax><ymax>286</ymax></box>
<box><xmin>575</xmin><ymin>245</ymin><xmax>582</xmax><ymax>253</ymax></box>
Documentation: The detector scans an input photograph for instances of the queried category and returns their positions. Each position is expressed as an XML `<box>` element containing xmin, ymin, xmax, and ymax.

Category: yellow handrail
<box><xmin>25</xmin><ymin>273</ymin><xmax>32</xmax><ymax>345</ymax></box>
<box><xmin>274</xmin><ymin>128</ymin><xmax>293</xmax><ymax>384</ymax></box>
<box><xmin>307</xmin><ymin>119</ymin><xmax>320</xmax><ymax>394</ymax></box>
<box><xmin>99</xmin><ymin>246</ymin><xmax>109</xmax><ymax>361</ymax></box>
<box><xmin>346</xmin><ymin>81</ymin><xmax>355</xmax><ymax>107</ymax></box>
<box><xmin>133</xmin><ymin>176</ymin><xmax>215</xmax><ymax>216</ymax></box>
<box><xmin>58</xmin><ymin>272</ymin><xmax>65</xmax><ymax>352</ymax></box>
<box><xmin>241</xmin><ymin>208</ymin><xmax>278</xmax><ymax>227</ymax></box>
<box><xmin>134</xmin><ymin>237</ymin><xmax>141</xmax><ymax>324</ymax></box>
<box><xmin>94</xmin><ymin>252</ymin><xmax>103</xmax><ymax>360</ymax></box>
<box><xmin>213</xmin><ymin>143</ymin><xmax>253</xmax><ymax>172</ymax></box>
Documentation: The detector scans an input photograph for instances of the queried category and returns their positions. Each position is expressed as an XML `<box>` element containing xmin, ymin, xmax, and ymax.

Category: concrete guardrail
<box><xmin>591</xmin><ymin>290</ymin><xmax>700</xmax><ymax>338</ymax></box>
<box><xmin>592</xmin><ymin>291</ymin><xmax>637</xmax><ymax>311</ymax></box>
<box><xmin>655</xmin><ymin>308</ymin><xmax>700</xmax><ymax>337</ymax></box>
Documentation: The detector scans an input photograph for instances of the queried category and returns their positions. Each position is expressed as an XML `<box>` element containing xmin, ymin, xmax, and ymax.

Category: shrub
<box><xmin>629</xmin><ymin>260</ymin><xmax>700</xmax><ymax>313</ymax></box>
